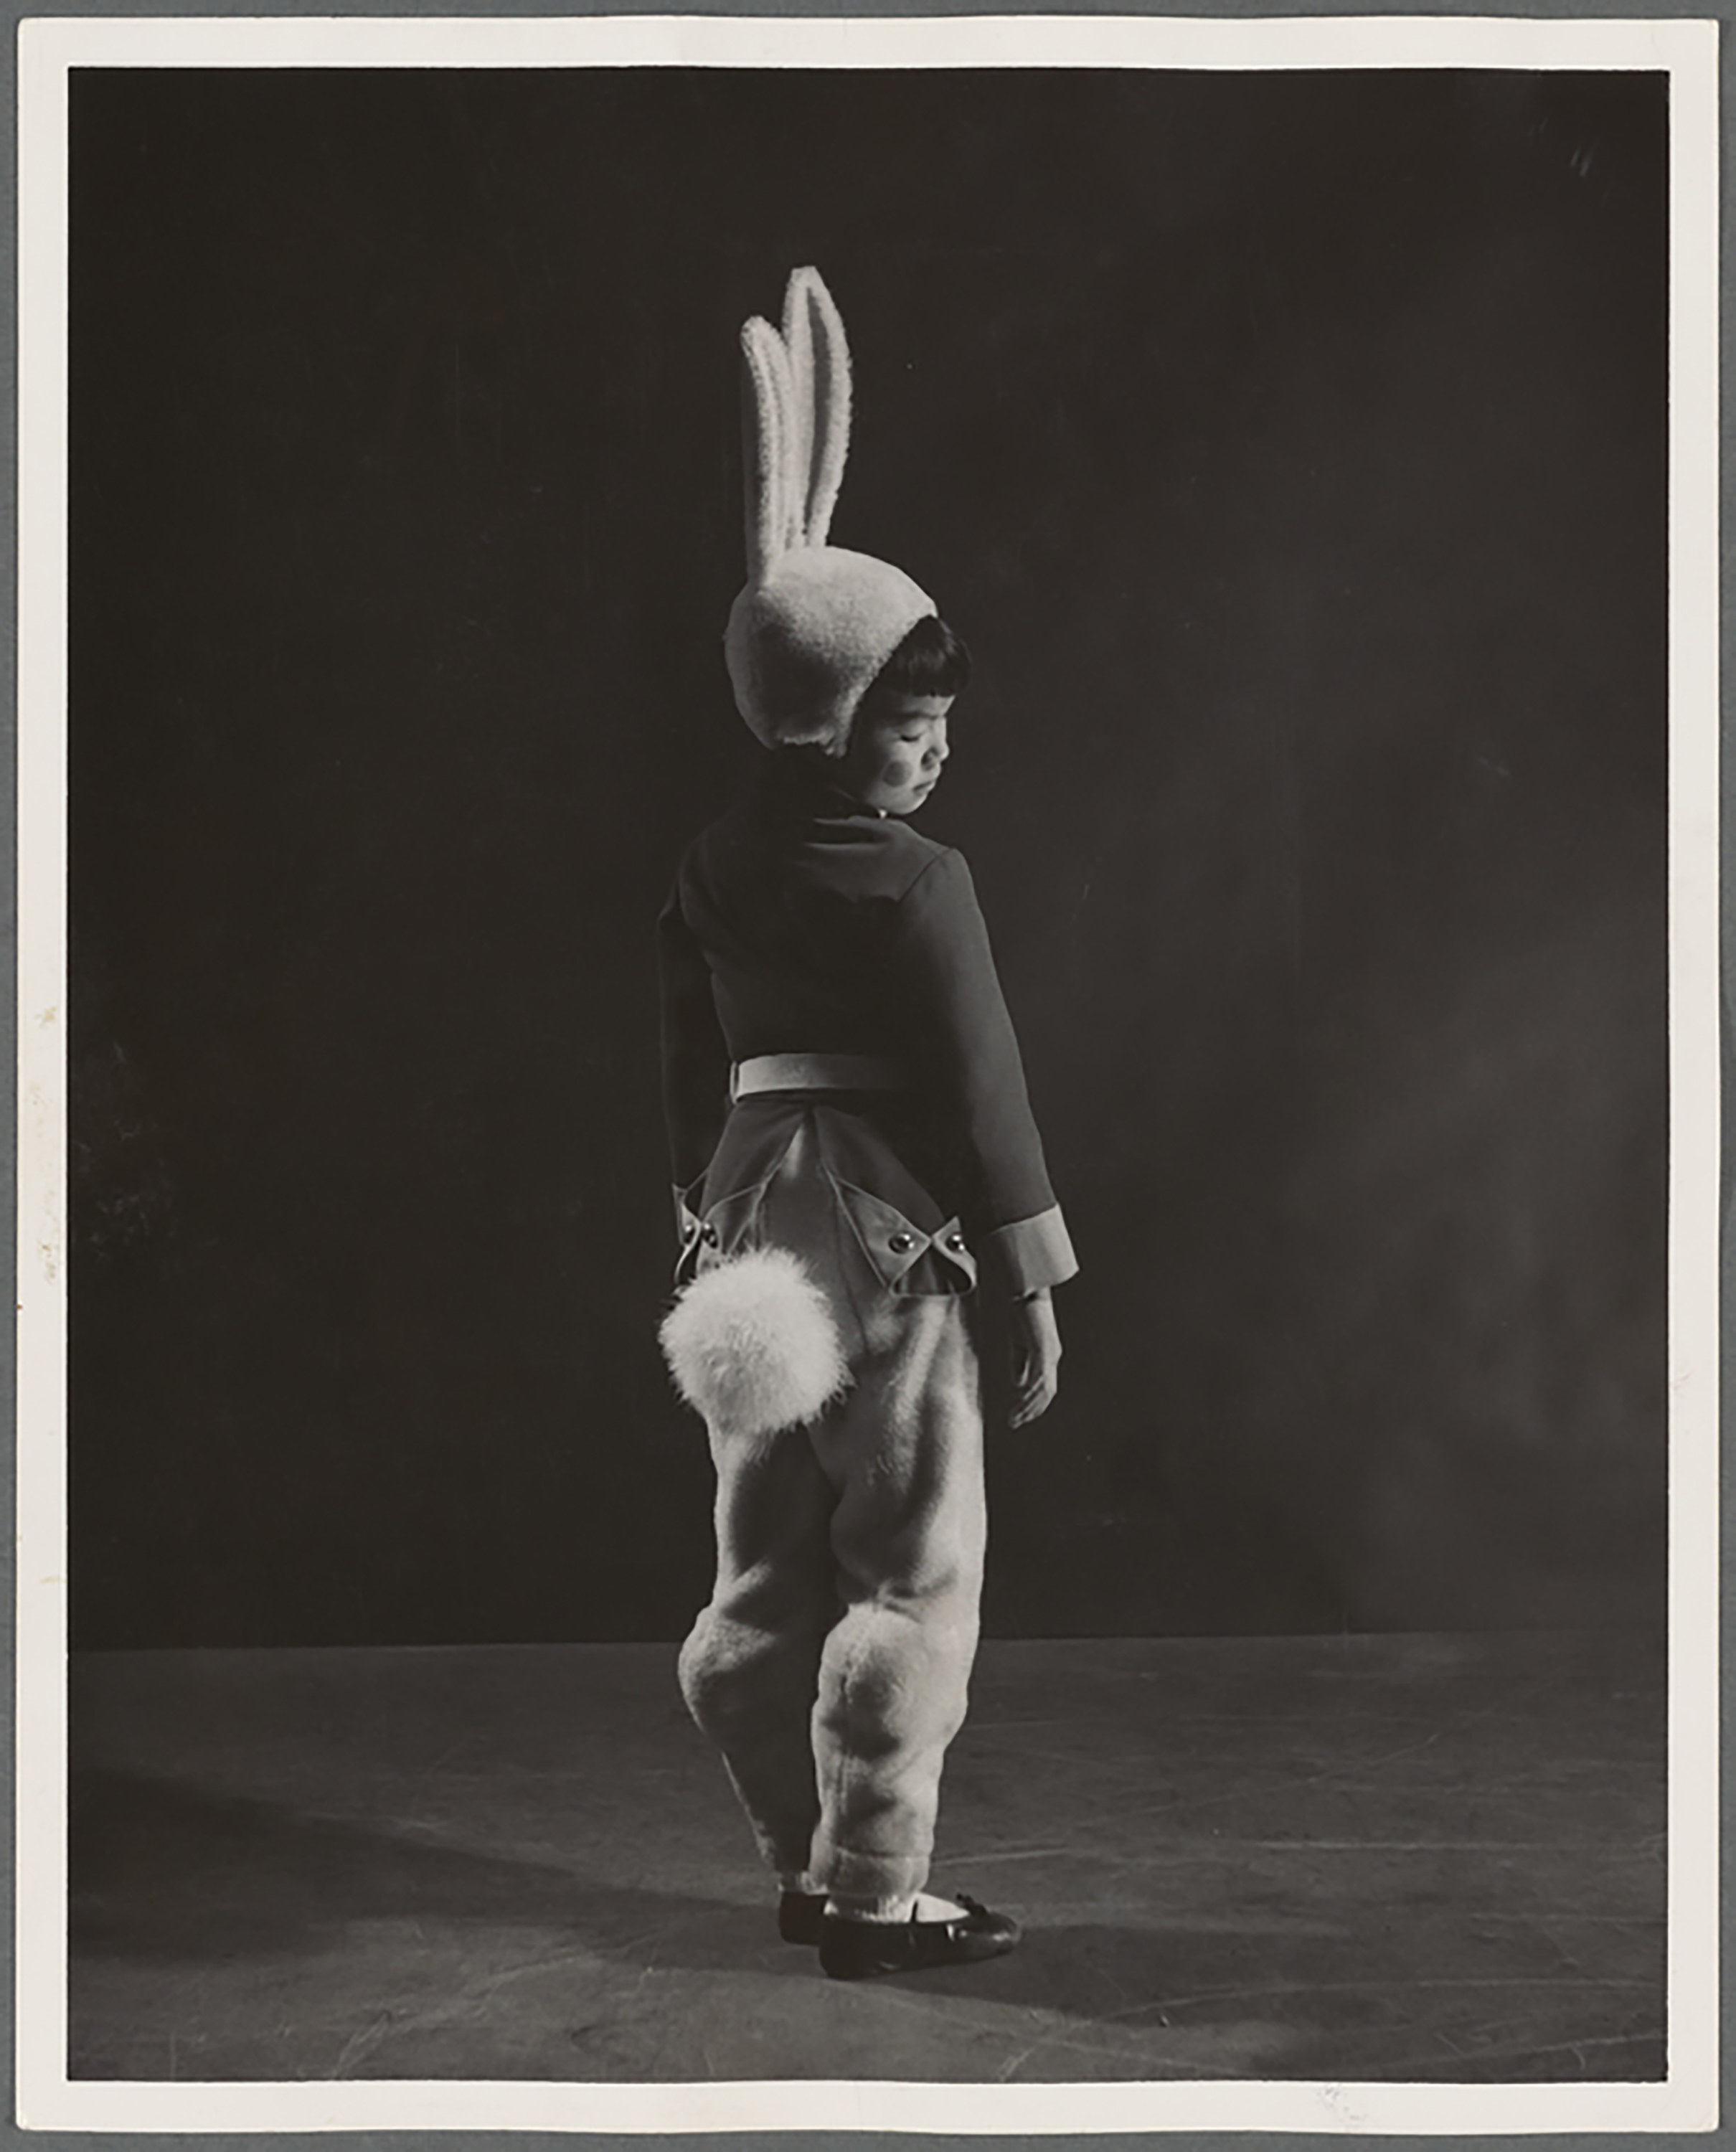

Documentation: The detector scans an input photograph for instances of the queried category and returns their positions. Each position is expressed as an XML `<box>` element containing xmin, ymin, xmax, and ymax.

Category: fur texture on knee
<box><xmin>660</xmin><ymin>1247</ymin><xmax>849</xmax><ymax>1438</ymax></box>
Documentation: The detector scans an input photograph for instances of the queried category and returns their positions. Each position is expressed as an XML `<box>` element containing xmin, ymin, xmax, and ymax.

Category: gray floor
<box><xmin>70</xmin><ymin>1629</ymin><xmax>1665</xmax><ymax>2084</ymax></box>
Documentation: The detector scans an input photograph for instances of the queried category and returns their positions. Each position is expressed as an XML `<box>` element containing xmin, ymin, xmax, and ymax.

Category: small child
<box><xmin>658</xmin><ymin>270</ymin><xmax>1077</xmax><ymax>1981</ymax></box>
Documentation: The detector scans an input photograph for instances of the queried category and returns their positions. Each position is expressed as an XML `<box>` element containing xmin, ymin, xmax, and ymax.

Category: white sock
<box><xmin>908</xmin><ymin>1890</ymin><xmax>966</xmax><ymax>1923</ymax></box>
<box><xmin>826</xmin><ymin>1889</ymin><xmax>961</xmax><ymax>1925</ymax></box>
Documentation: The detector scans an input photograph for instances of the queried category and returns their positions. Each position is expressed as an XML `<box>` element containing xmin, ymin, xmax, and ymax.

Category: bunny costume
<box><xmin>659</xmin><ymin>270</ymin><xmax>1076</xmax><ymax>1912</ymax></box>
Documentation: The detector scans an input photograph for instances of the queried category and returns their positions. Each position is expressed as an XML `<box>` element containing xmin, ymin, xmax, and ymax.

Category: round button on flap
<box><xmin>887</xmin><ymin>1231</ymin><xmax>916</xmax><ymax>1254</ymax></box>
<box><xmin>945</xmin><ymin>1232</ymin><xmax>966</xmax><ymax>1252</ymax></box>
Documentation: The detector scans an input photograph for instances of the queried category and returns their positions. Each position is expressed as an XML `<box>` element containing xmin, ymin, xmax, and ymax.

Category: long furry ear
<box><xmin>740</xmin><ymin>314</ymin><xmax>801</xmax><ymax>580</ymax></box>
<box><xmin>780</xmin><ymin>275</ymin><xmax>816</xmax><ymax>539</ymax></box>
<box><xmin>784</xmin><ymin>267</ymin><xmax>852</xmax><ymax>548</ymax></box>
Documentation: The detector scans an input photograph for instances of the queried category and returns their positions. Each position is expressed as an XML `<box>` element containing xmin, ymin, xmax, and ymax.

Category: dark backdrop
<box><xmin>69</xmin><ymin>66</ymin><xmax>1668</xmax><ymax>1648</ymax></box>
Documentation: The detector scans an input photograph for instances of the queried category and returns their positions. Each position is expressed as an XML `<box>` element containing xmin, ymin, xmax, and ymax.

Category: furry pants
<box><xmin>676</xmin><ymin>1123</ymin><xmax>986</xmax><ymax>1906</ymax></box>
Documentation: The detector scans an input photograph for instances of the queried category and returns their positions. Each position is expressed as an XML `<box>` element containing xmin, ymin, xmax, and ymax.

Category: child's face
<box><xmin>839</xmin><ymin>691</ymin><xmax>953</xmax><ymax>816</ymax></box>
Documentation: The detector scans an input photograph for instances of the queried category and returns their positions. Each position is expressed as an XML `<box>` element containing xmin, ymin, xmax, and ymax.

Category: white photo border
<box><xmin>15</xmin><ymin>12</ymin><xmax>1720</xmax><ymax>2134</ymax></box>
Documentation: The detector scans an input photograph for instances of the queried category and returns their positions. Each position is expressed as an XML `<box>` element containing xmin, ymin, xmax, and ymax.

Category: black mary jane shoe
<box><xmin>778</xmin><ymin>1890</ymin><xmax>830</xmax><ymax>1945</ymax></box>
<box><xmin>818</xmin><ymin>1893</ymin><xmax>1022</xmax><ymax>1981</ymax></box>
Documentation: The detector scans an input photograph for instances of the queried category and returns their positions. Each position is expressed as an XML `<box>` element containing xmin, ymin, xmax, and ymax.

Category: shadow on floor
<box><xmin>70</xmin><ymin>1767</ymin><xmax>1346</xmax><ymax>2018</ymax></box>
<box><xmin>70</xmin><ymin>1765</ymin><xmax>1664</xmax><ymax>2083</ymax></box>
<box><xmin>72</xmin><ymin>1767</ymin><xmax>758</xmax><ymax>1963</ymax></box>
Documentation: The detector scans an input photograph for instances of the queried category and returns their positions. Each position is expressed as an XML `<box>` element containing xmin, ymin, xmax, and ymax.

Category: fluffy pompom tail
<box><xmin>659</xmin><ymin>1248</ymin><xmax>849</xmax><ymax>1439</ymax></box>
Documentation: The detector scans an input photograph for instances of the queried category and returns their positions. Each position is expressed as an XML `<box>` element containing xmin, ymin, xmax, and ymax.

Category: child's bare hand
<box><xmin>1007</xmin><ymin>1290</ymin><xmax>1062</xmax><ymax>1427</ymax></box>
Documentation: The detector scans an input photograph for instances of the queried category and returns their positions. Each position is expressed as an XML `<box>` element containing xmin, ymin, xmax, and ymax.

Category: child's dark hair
<box><xmin>872</xmin><ymin>614</ymin><xmax>972</xmax><ymax>699</ymax></box>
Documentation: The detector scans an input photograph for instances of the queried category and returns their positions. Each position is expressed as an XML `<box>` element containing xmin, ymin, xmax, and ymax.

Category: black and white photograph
<box><xmin>16</xmin><ymin>12</ymin><xmax>1718</xmax><ymax>2133</ymax></box>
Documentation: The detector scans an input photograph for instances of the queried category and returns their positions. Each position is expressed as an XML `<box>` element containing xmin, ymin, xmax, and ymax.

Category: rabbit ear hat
<box><xmin>724</xmin><ymin>268</ymin><xmax>935</xmax><ymax>752</ymax></box>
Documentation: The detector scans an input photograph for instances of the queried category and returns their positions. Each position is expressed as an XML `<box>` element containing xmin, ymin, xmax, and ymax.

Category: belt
<box><xmin>731</xmin><ymin>1053</ymin><xmax>910</xmax><ymax>1100</ymax></box>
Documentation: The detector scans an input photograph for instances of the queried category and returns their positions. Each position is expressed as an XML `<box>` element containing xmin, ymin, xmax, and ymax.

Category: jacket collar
<box><xmin>755</xmin><ymin>747</ymin><xmax>884</xmax><ymax>822</ymax></box>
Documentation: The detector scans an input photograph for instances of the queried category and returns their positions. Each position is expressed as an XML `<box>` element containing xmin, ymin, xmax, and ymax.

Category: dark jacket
<box><xmin>658</xmin><ymin>750</ymin><xmax>1077</xmax><ymax>1299</ymax></box>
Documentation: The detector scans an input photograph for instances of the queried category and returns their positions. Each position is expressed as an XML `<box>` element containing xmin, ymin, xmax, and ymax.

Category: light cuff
<box><xmin>979</xmin><ymin>1206</ymin><xmax>1079</xmax><ymax>1299</ymax></box>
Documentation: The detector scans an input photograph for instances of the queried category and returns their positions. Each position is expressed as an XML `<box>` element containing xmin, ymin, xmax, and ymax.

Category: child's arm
<box><xmin>656</xmin><ymin>881</ymin><xmax>732</xmax><ymax>1237</ymax></box>
<box><xmin>890</xmin><ymin>848</ymin><xmax>1078</xmax><ymax>1304</ymax></box>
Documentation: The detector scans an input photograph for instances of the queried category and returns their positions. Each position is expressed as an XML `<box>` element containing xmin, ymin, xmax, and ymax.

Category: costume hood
<box><xmin>724</xmin><ymin>268</ymin><xmax>934</xmax><ymax>752</ymax></box>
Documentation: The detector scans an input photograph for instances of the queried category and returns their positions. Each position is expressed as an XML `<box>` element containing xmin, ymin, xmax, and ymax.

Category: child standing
<box><xmin>658</xmin><ymin>270</ymin><xmax>1077</xmax><ymax>1981</ymax></box>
